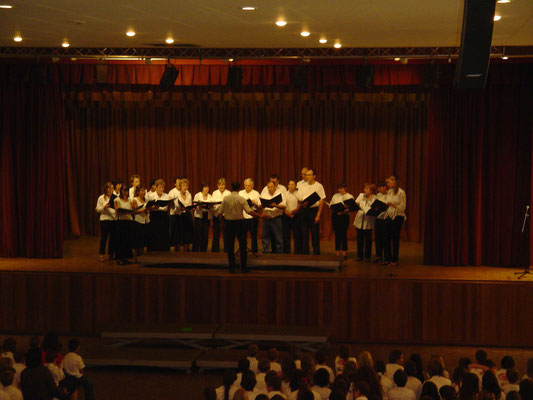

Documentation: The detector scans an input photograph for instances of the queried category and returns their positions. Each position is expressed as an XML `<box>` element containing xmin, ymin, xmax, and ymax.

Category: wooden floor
<box><xmin>1</xmin><ymin>237</ymin><xmax>532</xmax><ymax>348</ymax></box>
<box><xmin>0</xmin><ymin>236</ymin><xmax>528</xmax><ymax>282</ymax></box>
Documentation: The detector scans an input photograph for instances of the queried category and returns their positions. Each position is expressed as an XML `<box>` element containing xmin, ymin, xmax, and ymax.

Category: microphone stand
<box><xmin>515</xmin><ymin>205</ymin><xmax>530</xmax><ymax>279</ymax></box>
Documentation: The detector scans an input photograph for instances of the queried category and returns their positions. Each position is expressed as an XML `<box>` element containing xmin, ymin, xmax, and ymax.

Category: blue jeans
<box><xmin>262</xmin><ymin>217</ymin><xmax>283</xmax><ymax>253</ymax></box>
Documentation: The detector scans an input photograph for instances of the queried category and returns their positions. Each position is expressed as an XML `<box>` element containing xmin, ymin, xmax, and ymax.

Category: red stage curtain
<box><xmin>424</xmin><ymin>78</ymin><xmax>533</xmax><ymax>266</ymax></box>
<box><xmin>0</xmin><ymin>84</ymin><xmax>66</xmax><ymax>257</ymax></box>
<box><xmin>65</xmin><ymin>91</ymin><xmax>427</xmax><ymax>242</ymax></box>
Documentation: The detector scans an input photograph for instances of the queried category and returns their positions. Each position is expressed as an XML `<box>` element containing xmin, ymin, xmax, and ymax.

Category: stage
<box><xmin>0</xmin><ymin>237</ymin><xmax>532</xmax><ymax>348</ymax></box>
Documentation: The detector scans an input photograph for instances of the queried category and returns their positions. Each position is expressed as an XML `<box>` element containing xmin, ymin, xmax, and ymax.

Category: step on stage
<box><xmin>139</xmin><ymin>252</ymin><xmax>343</xmax><ymax>271</ymax></box>
<box><xmin>0</xmin><ymin>237</ymin><xmax>532</xmax><ymax>349</ymax></box>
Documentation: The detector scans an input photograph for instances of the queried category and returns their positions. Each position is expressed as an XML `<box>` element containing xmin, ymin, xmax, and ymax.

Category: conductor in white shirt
<box><xmin>220</xmin><ymin>181</ymin><xmax>259</xmax><ymax>273</ymax></box>
<box><xmin>298</xmin><ymin>168</ymin><xmax>326</xmax><ymax>255</ymax></box>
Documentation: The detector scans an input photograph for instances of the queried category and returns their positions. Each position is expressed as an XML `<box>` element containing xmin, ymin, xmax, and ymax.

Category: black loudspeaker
<box><xmin>159</xmin><ymin>65</ymin><xmax>179</xmax><ymax>88</ymax></box>
<box><xmin>454</xmin><ymin>0</ymin><xmax>496</xmax><ymax>89</ymax></box>
<box><xmin>291</xmin><ymin>65</ymin><xmax>309</xmax><ymax>90</ymax></box>
<box><xmin>95</xmin><ymin>64</ymin><xmax>108</xmax><ymax>84</ymax></box>
<box><xmin>356</xmin><ymin>65</ymin><xmax>374</xmax><ymax>88</ymax></box>
<box><xmin>424</xmin><ymin>64</ymin><xmax>440</xmax><ymax>88</ymax></box>
<box><xmin>227</xmin><ymin>66</ymin><xmax>243</xmax><ymax>90</ymax></box>
<box><xmin>29</xmin><ymin>64</ymin><xmax>45</xmax><ymax>86</ymax></box>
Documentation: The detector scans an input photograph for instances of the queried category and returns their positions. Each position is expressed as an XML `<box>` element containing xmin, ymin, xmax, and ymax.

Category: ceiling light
<box><xmin>165</xmin><ymin>37</ymin><xmax>174</xmax><ymax>44</ymax></box>
<box><xmin>334</xmin><ymin>42</ymin><xmax>342</xmax><ymax>49</ymax></box>
<box><xmin>300</xmin><ymin>31</ymin><xmax>310</xmax><ymax>37</ymax></box>
<box><xmin>497</xmin><ymin>0</ymin><xmax>510</xmax><ymax>3</ymax></box>
<box><xmin>394</xmin><ymin>57</ymin><xmax>401</xmax><ymax>61</ymax></box>
<box><xmin>126</xmin><ymin>30</ymin><xmax>136</xmax><ymax>37</ymax></box>
<box><xmin>242</xmin><ymin>6</ymin><xmax>255</xmax><ymax>11</ymax></box>
<box><xmin>13</xmin><ymin>35</ymin><xmax>22</xmax><ymax>42</ymax></box>
<box><xmin>275</xmin><ymin>20</ymin><xmax>287</xmax><ymax>27</ymax></box>
<box><xmin>493</xmin><ymin>15</ymin><xmax>501</xmax><ymax>21</ymax></box>
<box><xmin>228</xmin><ymin>58</ymin><xmax>234</xmax><ymax>62</ymax></box>
<box><xmin>502</xmin><ymin>56</ymin><xmax>509</xmax><ymax>60</ymax></box>
<box><xmin>0</xmin><ymin>5</ymin><xmax>13</xmax><ymax>8</ymax></box>
<box><xmin>62</xmin><ymin>41</ymin><xmax>70</xmax><ymax>48</ymax></box>
<box><xmin>319</xmin><ymin>38</ymin><xmax>327</xmax><ymax>44</ymax></box>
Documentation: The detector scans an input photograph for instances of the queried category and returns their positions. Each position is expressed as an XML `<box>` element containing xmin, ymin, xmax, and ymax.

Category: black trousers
<box><xmin>211</xmin><ymin>216</ymin><xmax>226</xmax><ymax>252</ymax></box>
<box><xmin>225</xmin><ymin>219</ymin><xmax>248</xmax><ymax>271</ymax></box>
<box><xmin>178</xmin><ymin>212</ymin><xmax>194</xmax><ymax>245</ymax></box>
<box><xmin>301</xmin><ymin>207</ymin><xmax>320</xmax><ymax>255</ymax></box>
<box><xmin>374</xmin><ymin>218</ymin><xmax>387</xmax><ymax>259</ymax></box>
<box><xmin>332</xmin><ymin>213</ymin><xmax>349</xmax><ymax>251</ymax></box>
<box><xmin>99</xmin><ymin>220</ymin><xmax>114</xmax><ymax>255</ymax></box>
<box><xmin>283</xmin><ymin>214</ymin><xmax>302</xmax><ymax>254</ymax></box>
<box><xmin>116</xmin><ymin>220</ymin><xmax>133</xmax><ymax>260</ymax></box>
<box><xmin>169</xmin><ymin>214</ymin><xmax>180</xmax><ymax>248</ymax></box>
<box><xmin>244</xmin><ymin>218</ymin><xmax>259</xmax><ymax>253</ymax></box>
<box><xmin>384</xmin><ymin>216</ymin><xmax>405</xmax><ymax>262</ymax></box>
<box><xmin>148</xmin><ymin>211</ymin><xmax>170</xmax><ymax>251</ymax></box>
<box><xmin>356</xmin><ymin>228</ymin><xmax>372</xmax><ymax>260</ymax></box>
<box><xmin>193</xmin><ymin>216</ymin><xmax>210</xmax><ymax>251</ymax></box>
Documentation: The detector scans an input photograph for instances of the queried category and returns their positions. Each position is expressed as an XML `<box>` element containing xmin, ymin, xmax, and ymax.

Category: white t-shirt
<box><xmin>330</xmin><ymin>192</ymin><xmax>355</xmax><ymax>207</ymax></box>
<box><xmin>132</xmin><ymin>197</ymin><xmax>150</xmax><ymax>224</ymax></box>
<box><xmin>297</xmin><ymin>181</ymin><xmax>326</xmax><ymax>208</ymax></box>
<box><xmin>354</xmin><ymin>193</ymin><xmax>376</xmax><ymax>230</ymax></box>
<box><xmin>388</xmin><ymin>387</ymin><xmax>415</xmax><ymax>400</ymax></box>
<box><xmin>315</xmin><ymin>364</ymin><xmax>335</xmax><ymax>383</ymax></box>
<box><xmin>239</xmin><ymin>189</ymin><xmax>261</xmax><ymax>219</ymax></box>
<box><xmin>386</xmin><ymin>188</ymin><xmax>407</xmax><ymax>220</ymax></box>
<box><xmin>405</xmin><ymin>377</ymin><xmax>422</xmax><ymax>399</ymax></box>
<box><xmin>256</xmin><ymin>372</ymin><xmax>268</xmax><ymax>394</ymax></box>
<box><xmin>270</xmin><ymin>361</ymin><xmax>282</xmax><ymax>373</ymax></box>
<box><xmin>45</xmin><ymin>362</ymin><xmax>65</xmax><ymax>385</ymax></box>
<box><xmin>385</xmin><ymin>363</ymin><xmax>404</xmax><ymax>381</ymax></box>
<box><xmin>288</xmin><ymin>389</ymin><xmax>321</xmax><ymax>400</ymax></box>
<box><xmin>3</xmin><ymin>386</ymin><xmax>22</xmax><ymax>400</ymax></box>
<box><xmin>427</xmin><ymin>375</ymin><xmax>452</xmax><ymax>390</ymax></box>
<box><xmin>62</xmin><ymin>352</ymin><xmax>85</xmax><ymax>378</ymax></box>
<box><xmin>268</xmin><ymin>391</ymin><xmax>287</xmax><ymax>399</ymax></box>
<box><xmin>379</xmin><ymin>373</ymin><xmax>394</xmax><ymax>395</ymax></box>
<box><xmin>193</xmin><ymin>192</ymin><xmax>213</xmax><ymax>219</ymax></box>
<box><xmin>247</xmin><ymin>356</ymin><xmax>259</xmax><ymax>374</ymax></box>
<box><xmin>95</xmin><ymin>194</ymin><xmax>117</xmax><ymax>221</ymax></box>
<box><xmin>502</xmin><ymin>384</ymin><xmax>520</xmax><ymax>395</ymax></box>
<box><xmin>296</xmin><ymin>180</ymin><xmax>306</xmax><ymax>190</ymax></box>
<box><xmin>284</xmin><ymin>191</ymin><xmax>299</xmax><ymax>214</ymax></box>
<box><xmin>168</xmin><ymin>187</ymin><xmax>180</xmax><ymax>215</ymax></box>
<box><xmin>311</xmin><ymin>385</ymin><xmax>331</xmax><ymax>400</ymax></box>
<box><xmin>115</xmin><ymin>197</ymin><xmax>133</xmax><ymax>221</ymax></box>
<box><xmin>261</xmin><ymin>189</ymin><xmax>286</xmax><ymax>219</ymax></box>
<box><xmin>211</xmin><ymin>189</ymin><xmax>231</xmax><ymax>216</ymax></box>
<box><xmin>0</xmin><ymin>390</ymin><xmax>11</xmax><ymax>400</ymax></box>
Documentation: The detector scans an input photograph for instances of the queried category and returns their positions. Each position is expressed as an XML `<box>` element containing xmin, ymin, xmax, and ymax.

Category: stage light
<box><xmin>165</xmin><ymin>37</ymin><xmax>174</xmax><ymax>44</ymax></box>
<box><xmin>502</xmin><ymin>56</ymin><xmax>509</xmax><ymax>60</ymax></box>
<box><xmin>394</xmin><ymin>57</ymin><xmax>401</xmax><ymax>61</ymax></box>
<box><xmin>497</xmin><ymin>0</ymin><xmax>510</xmax><ymax>3</ymax></box>
<box><xmin>62</xmin><ymin>41</ymin><xmax>70</xmax><ymax>48</ymax></box>
<box><xmin>13</xmin><ymin>35</ymin><xmax>22</xmax><ymax>42</ymax></box>
<box><xmin>0</xmin><ymin>5</ymin><xmax>13</xmax><ymax>8</ymax></box>
<box><xmin>319</xmin><ymin>38</ymin><xmax>327</xmax><ymax>44</ymax></box>
<box><xmin>228</xmin><ymin>58</ymin><xmax>234</xmax><ymax>62</ymax></box>
<box><xmin>242</xmin><ymin>6</ymin><xmax>255</xmax><ymax>11</ymax></box>
<box><xmin>300</xmin><ymin>31</ymin><xmax>310</xmax><ymax>37</ymax></box>
<box><xmin>493</xmin><ymin>15</ymin><xmax>501</xmax><ymax>21</ymax></box>
<box><xmin>334</xmin><ymin>42</ymin><xmax>342</xmax><ymax>48</ymax></box>
<box><xmin>276</xmin><ymin>20</ymin><xmax>287</xmax><ymax>27</ymax></box>
<box><xmin>126</xmin><ymin>30</ymin><xmax>136</xmax><ymax>37</ymax></box>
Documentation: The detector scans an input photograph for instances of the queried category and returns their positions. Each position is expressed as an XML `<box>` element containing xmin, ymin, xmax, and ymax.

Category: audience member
<box><xmin>265</xmin><ymin>371</ymin><xmax>286</xmax><ymax>399</ymax></box>
<box><xmin>12</xmin><ymin>352</ymin><xmax>25</xmax><ymax>389</ymax></box>
<box><xmin>409</xmin><ymin>354</ymin><xmax>425</xmax><ymax>383</ymax></box>
<box><xmin>353</xmin><ymin>381</ymin><xmax>372</xmax><ymax>400</ymax></box>
<box><xmin>268</xmin><ymin>349</ymin><xmax>282</xmax><ymax>374</ymax></box>
<box><xmin>404</xmin><ymin>360</ymin><xmax>422</xmax><ymax>398</ymax></box>
<box><xmin>315</xmin><ymin>350</ymin><xmax>334</xmax><ymax>384</ymax></box>
<box><xmin>459</xmin><ymin>373</ymin><xmax>480</xmax><ymax>400</ymax></box>
<box><xmin>482</xmin><ymin>370</ymin><xmax>503</xmax><ymax>400</ymax></box>
<box><xmin>502</xmin><ymin>369</ymin><xmax>520</xmax><ymax>395</ymax></box>
<box><xmin>375</xmin><ymin>360</ymin><xmax>394</xmax><ymax>395</ymax></box>
<box><xmin>0</xmin><ymin>339</ymin><xmax>16</xmax><ymax>362</ymax></box>
<box><xmin>519</xmin><ymin>378</ymin><xmax>533</xmax><ymax>400</ymax></box>
<box><xmin>247</xmin><ymin>345</ymin><xmax>260</xmax><ymax>375</ymax></box>
<box><xmin>0</xmin><ymin>368</ymin><xmax>22</xmax><ymax>400</ymax></box>
<box><xmin>497</xmin><ymin>356</ymin><xmax>516</xmax><ymax>387</ymax></box>
<box><xmin>62</xmin><ymin>338</ymin><xmax>94</xmax><ymax>400</ymax></box>
<box><xmin>216</xmin><ymin>369</ymin><xmax>237</xmax><ymax>400</ymax></box>
<box><xmin>256</xmin><ymin>359</ymin><xmax>272</xmax><ymax>394</ymax></box>
<box><xmin>335</xmin><ymin>345</ymin><xmax>357</xmax><ymax>375</ymax></box>
<box><xmin>440</xmin><ymin>385</ymin><xmax>458</xmax><ymax>400</ymax></box>
<box><xmin>388</xmin><ymin>370</ymin><xmax>415</xmax><ymax>400</ymax></box>
<box><xmin>386</xmin><ymin>350</ymin><xmax>405</xmax><ymax>381</ymax></box>
<box><xmin>241</xmin><ymin>370</ymin><xmax>259</xmax><ymax>399</ymax></box>
<box><xmin>420</xmin><ymin>381</ymin><xmax>440</xmax><ymax>400</ymax></box>
<box><xmin>203</xmin><ymin>386</ymin><xmax>217</xmax><ymax>400</ymax></box>
<box><xmin>427</xmin><ymin>360</ymin><xmax>452</xmax><ymax>390</ymax></box>
<box><xmin>20</xmin><ymin>348</ymin><xmax>67</xmax><ymax>400</ymax></box>
<box><xmin>236</xmin><ymin>358</ymin><xmax>252</xmax><ymax>388</ymax></box>
<box><xmin>311</xmin><ymin>368</ymin><xmax>331</xmax><ymax>400</ymax></box>
<box><xmin>505</xmin><ymin>391</ymin><xmax>520</xmax><ymax>400</ymax></box>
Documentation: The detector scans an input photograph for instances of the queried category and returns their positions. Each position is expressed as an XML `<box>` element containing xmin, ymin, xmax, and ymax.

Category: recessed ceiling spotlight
<box><xmin>319</xmin><ymin>38</ymin><xmax>327</xmax><ymax>44</ymax></box>
<box><xmin>126</xmin><ymin>30</ymin><xmax>136</xmax><ymax>37</ymax></box>
<box><xmin>13</xmin><ymin>35</ymin><xmax>22</xmax><ymax>42</ymax></box>
<box><xmin>497</xmin><ymin>0</ymin><xmax>510</xmax><ymax>3</ymax></box>
<box><xmin>502</xmin><ymin>55</ymin><xmax>509</xmax><ymax>60</ymax></box>
<box><xmin>62</xmin><ymin>41</ymin><xmax>70</xmax><ymax>48</ymax></box>
<box><xmin>300</xmin><ymin>31</ymin><xmax>310</xmax><ymax>37</ymax></box>
<box><xmin>166</xmin><ymin>37</ymin><xmax>174</xmax><ymax>44</ymax></box>
<box><xmin>394</xmin><ymin>57</ymin><xmax>401</xmax><ymax>61</ymax></box>
<box><xmin>228</xmin><ymin>58</ymin><xmax>234</xmax><ymax>62</ymax></box>
<box><xmin>0</xmin><ymin>4</ymin><xmax>13</xmax><ymax>8</ymax></box>
<box><xmin>334</xmin><ymin>42</ymin><xmax>342</xmax><ymax>49</ymax></box>
<box><xmin>493</xmin><ymin>15</ymin><xmax>501</xmax><ymax>21</ymax></box>
<box><xmin>276</xmin><ymin>20</ymin><xmax>287</xmax><ymax>27</ymax></box>
<box><xmin>242</xmin><ymin>6</ymin><xmax>255</xmax><ymax>11</ymax></box>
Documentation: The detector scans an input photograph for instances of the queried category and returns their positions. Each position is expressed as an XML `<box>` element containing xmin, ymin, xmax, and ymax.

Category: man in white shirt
<box><xmin>297</xmin><ymin>168</ymin><xmax>326</xmax><ymax>255</ymax></box>
<box><xmin>388</xmin><ymin>370</ymin><xmax>415</xmax><ymax>400</ymax></box>
<box><xmin>386</xmin><ymin>350</ymin><xmax>405</xmax><ymax>381</ymax></box>
<box><xmin>261</xmin><ymin>181</ymin><xmax>286</xmax><ymax>254</ymax></box>
<box><xmin>282</xmin><ymin>180</ymin><xmax>302</xmax><ymax>254</ymax></box>
<box><xmin>256</xmin><ymin>359</ymin><xmax>271</xmax><ymax>394</ymax></box>
<box><xmin>427</xmin><ymin>360</ymin><xmax>452</xmax><ymax>390</ymax></box>
<box><xmin>239</xmin><ymin>178</ymin><xmax>261</xmax><ymax>254</ymax></box>
<box><xmin>404</xmin><ymin>360</ymin><xmax>422</xmax><ymax>399</ymax></box>
<box><xmin>0</xmin><ymin>368</ymin><xmax>22</xmax><ymax>400</ymax></box>
<box><xmin>315</xmin><ymin>350</ymin><xmax>335</xmax><ymax>384</ymax></box>
<box><xmin>502</xmin><ymin>369</ymin><xmax>520</xmax><ymax>394</ymax></box>
<box><xmin>211</xmin><ymin>178</ymin><xmax>231</xmax><ymax>252</ymax></box>
<box><xmin>266</xmin><ymin>371</ymin><xmax>287</xmax><ymax>399</ymax></box>
<box><xmin>62</xmin><ymin>338</ymin><xmax>94</xmax><ymax>400</ymax></box>
<box><xmin>296</xmin><ymin>167</ymin><xmax>308</xmax><ymax>190</ymax></box>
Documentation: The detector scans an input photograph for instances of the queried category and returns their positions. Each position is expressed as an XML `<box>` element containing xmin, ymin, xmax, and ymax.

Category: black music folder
<box><xmin>366</xmin><ymin>199</ymin><xmax>388</xmax><ymax>217</ymax></box>
<box><xmin>302</xmin><ymin>191</ymin><xmax>321</xmax><ymax>207</ymax></box>
<box><xmin>117</xmin><ymin>208</ymin><xmax>133</xmax><ymax>214</ymax></box>
<box><xmin>345</xmin><ymin>198</ymin><xmax>360</xmax><ymax>212</ymax></box>
<box><xmin>178</xmin><ymin>200</ymin><xmax>196</xmax><ymax>211</ymax></box>
<box><xmin>146</xmin><ymin>199</ymin><xmax>172</xmax><ymax>208</ymax></box>
<box><xmin>194</xmin><ymin>200</ymin><xmax>222</xmax><ymax>209</ymax></box>
<box><xmin>330</xmin><ymin>202</ymin><xmax>347</xmax><ymax>214</ymax></box>
<box><xmin>259</xmin><ymin>193</ymin><xmax>282</xmax><ymax>208</ymax></box>
<box><xmin>107</xmin><ymin>194</ymin><xmax>117</xmax><ymax>206</ymax></box>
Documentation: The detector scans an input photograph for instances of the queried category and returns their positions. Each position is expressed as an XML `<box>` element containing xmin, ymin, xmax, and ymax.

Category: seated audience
<box><xmin>353</xmin><ymin>380</ymin><xmax>372</xmax><ymax>400</ymax></box>
<box><xmin>519</xmin><ymin>379</ymin><xmax>533</xmax><ymax>400</ymax></box>
<box><xmin>427</xmin><ymin>360</ymin><xmax>452</xmax><ymax>390</ymax></box>
<box><xmin>216</xmin><ymin>369</ymin><xmax>237</xmax><ymax>400</ymax></box>
<box><xmin>404</xmin><ymin>360</ymin><xmax>422</xmax><ymax>398</ymax></box>
<box><xmin>265</xmin><ymin>371</ymin><xmax>286</xmax><ymax>399</ymax></box>
<box><xmin>236</xmin><ymin>358</ymin><xmax>252</xmax><ymax>388</ymax></box>
<box><xmin>247</xmin><ymin>345</ymin><xmax>260</xmax><ymax>375</ymax></box>
<box><xmin>482</xmin><ymin>371</ymin><xmax>503</xmax><ymax>400</ymax></box>
<box><xmin>375</xmin><ymin>360</ymin><xmax>394</xmax><ymax>395</ymax></box>
<box><xmin>459</xmin><ymin>373</ymin><xmax>480</xmax><ymax>400</ymax></box>
<box><xmin>440</xmin><ymin>386</ymin><xmax>458</xmax><ymax>400</ymax></box>
<box><xmin>20</xmin><ymin>348</ymin><xmax>67</xmax><ymax>400</ymax></box>
<box><xmin>311</xmin><ymin>368</ymin><xmax>331</xmax><ymax>400</ymax></box>
<box><xmin>241</xmin><ymin>370</ymin><xmax>260</xmax><ymax>399</ymax></box>
<box><xmin>386</xmin><ymin>350</ymin><xmax>405</xmax><ymax>381</ymax></box>
<box><xmin>335</xmin><ymin>345</ymin><xmax>357</xmax><ymax>375</ymax></box>
<box><xmin>0</xmin><ymin>367</ymin><xmax>22</xmax><ymax>400</ymax></box>
<box><xmin>388</xmin><ymin>370</ymin><xmax>416</xmax><ymax>400</ymax></box>
<box><xmin>315</xmin><ymin>350</ymin><xmax>335</xmax><ymax>384</ymax></box>
<box><xmin>256</xmin><ymin>359</ymin><xmax>272</xmax><ymax>394</ymax></box>
<box><xmin>502</xmin><ymin>369</ymin><xmax>520</xmax><ymax>395</ymax></box>
<box><xmin>62</xmin><ymin>338</ymin><xmax>94</xmax><ymax>400</ymax></box>
<box><xmin>420</xmin><ymin>381</ymin><xmax>440</xmax><ymax>400</ymax></box>
<box><xmin>497</xmin><ymin>356</ymin><xmax>516</xmax><ymax>387</ymax></box>
<box><xmin>268</xmin><ymin>349</ymin><xmax>282</xmax><ymax>374</ymax></box>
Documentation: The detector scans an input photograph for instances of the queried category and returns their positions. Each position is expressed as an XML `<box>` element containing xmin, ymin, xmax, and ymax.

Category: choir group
<box><xmin>95</xmin><ymin>167</ymin><xmax>406</xmax><ymax>267</ymax></box>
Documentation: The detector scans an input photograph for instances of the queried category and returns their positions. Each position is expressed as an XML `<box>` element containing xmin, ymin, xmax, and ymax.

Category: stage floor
<box><xmin>0</xmin><ymin>236</ymin><xmax>528</xmax><ymax>283</ymax></box>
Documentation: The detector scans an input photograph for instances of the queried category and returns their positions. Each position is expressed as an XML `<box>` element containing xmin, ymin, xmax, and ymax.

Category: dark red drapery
<box><xmin>0</xmin><ymin>84</ymin><xmax>66</xmax><ymax>257</ymax></box>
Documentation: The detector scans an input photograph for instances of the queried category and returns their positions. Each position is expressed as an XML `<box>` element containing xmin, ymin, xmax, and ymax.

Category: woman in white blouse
<box><xmin>131</xmin><ymin>186</ymin><xmax>150</xmax><ymax>262</ymax></box>
<box><xmin>193</xmin><ymin>183</ymin><xmax>213</xmax><ymax>252</ymax></box>
<box><xmin>95</xmin><ymin>182</ymin><xmax>116</xmax><ymax>262</ymax></box>
<box><xmin>175</xmin><ymin>178</ymin><xmax>194</xmax><ymax>252</ymax></box>
<box><xmin>354</xmin><ymin>183</ymin><xmax>377</xmax><ymax>261</ymax></box>
<box><xmin>147</xmin><ymin>179</ymin><xmax>171</xmax><ymax>251</ymax></box>
<box><xmin>384</xmin><ymin>176</ymin><xmax>407</xmax><ymax>266</ymax></box>
<box><xmin>114</xmin><ymin>185</ymin><xmax>134</xmax><ymax>264</ymax></box>
<box><xmin>329</xmin><ymin>182</ymin><xmax>354</xmax><ymax>258</ymax></box>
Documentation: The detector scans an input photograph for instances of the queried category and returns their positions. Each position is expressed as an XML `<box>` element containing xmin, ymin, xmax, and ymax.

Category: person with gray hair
<box><xmin>239</xmin><ymin>178</ymin><xmax>261</xmax><ymax>254</ymax></box>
